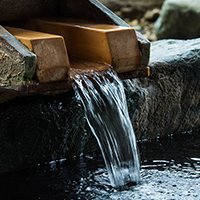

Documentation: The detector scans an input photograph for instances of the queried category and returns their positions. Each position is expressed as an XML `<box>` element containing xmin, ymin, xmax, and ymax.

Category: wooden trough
<box><xmin>0</xmin><ymin>0</ymin><xmax>150</xmax><ymax>95</ymax></box>
<box><xmin>0</xmin><ymin>0</ymin><xmax>151</xmax><ymax>173</ymax></box>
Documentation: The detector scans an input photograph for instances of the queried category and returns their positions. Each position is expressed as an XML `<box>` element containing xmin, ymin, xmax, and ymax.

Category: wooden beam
<box><xmin>26</xmin><ymin>18</ymin><xmax>142</xmax><ymax>73</ymax></box>
<box><xmin>4</xmin><ymin>26</ymin><xmax>70</xmax><ymax>83</ymax></box>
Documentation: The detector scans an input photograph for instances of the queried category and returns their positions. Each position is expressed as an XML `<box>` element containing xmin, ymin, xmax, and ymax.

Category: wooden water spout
<box><xmin>0</xmin><ymin>0</ymin><xmax>150</xmax><ymax>96</ymax></box>
<box><xmin>26</xmin><ymin>18</ymin><xmax>142</xmax><ymax>73</ymax></box>
<box><xmin>0</xmin><ymin>0</ymin><xmax>150</xmax><ymax>174</ymax></box>
<box><xmin>0</xmin><ymin>19</ymin><xmax>149</xmax><ymax>94</ymax></box>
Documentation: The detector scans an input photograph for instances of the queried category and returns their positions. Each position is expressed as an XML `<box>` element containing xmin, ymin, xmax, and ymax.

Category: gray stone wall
<box><xmin>125</xmin><ymin>38</ymin><xmax>200</xmax><ymax>139</ymax></box>
<box><xmin>0</xmin><ymin>90</ymin><xmax>92</xmax><ymax>173</ymax></box>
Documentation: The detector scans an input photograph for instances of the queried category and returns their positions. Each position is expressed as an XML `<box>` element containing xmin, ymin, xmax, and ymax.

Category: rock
<box><xmin>143</xmin><ymin>8</ymin><xmax>160</xmax><ymax>22</ymax></box>
<box><xmin>0</xmin><ymin>0</ymin><xmax>57</xmax><ymax>22</ymax></box>
<box><xmin>155</xmin><ymin>0</ymin><xmax>200</xmax><ymax>39</ymax></box>
<box><xmin>0</xmin><ymin>90</ymin><xmax>91</xmax><ymax>173</ymax></box>
<box><xmin>0</xmin><ymin>26</ymin><xmax>36</xmax><ymax>87</ymax></box>
<box><xmin>138</xmin><ymin>8</ymin><xmax>160</xmax><ymax>41</ymax></box>
<box><xmin>124</xmin><ymin>38</ymin><xmax>200</xmax><ymax>139</ymax></box>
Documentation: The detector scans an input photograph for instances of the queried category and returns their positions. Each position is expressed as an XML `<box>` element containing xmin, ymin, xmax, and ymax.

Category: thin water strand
<box><xmin>72</xmin><ymin>70</ymin><xmax>140</xmax><ymax>188</ymax></box>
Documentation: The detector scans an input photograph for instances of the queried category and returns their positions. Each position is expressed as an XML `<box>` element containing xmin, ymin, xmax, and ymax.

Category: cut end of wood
<box><xmin>4</xmin><ymin>26</ymin><xmax>70</xmax><ymax>83</ymax></box>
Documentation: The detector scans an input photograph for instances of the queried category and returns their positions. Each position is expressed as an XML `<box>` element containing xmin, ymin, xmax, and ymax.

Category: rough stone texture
<box><xmin>0</xmin><ymin>90</ymin><xmax>95</xmax><ymax>173</ymax></box>
<box><xmin>155</xmin><ymin>0</ymin><xmax>200</xmax><ymax>39</ymax></box>
<box><xmin>124</xmin><ymin>38</ymin><xmax>200</xmax><ymax>139</ymax></box>
<box><xmin>0</xmin><ymin>0</ymin><xmax>58</xmax><ymax>22</ymax></box>
<box><xmin>0</xmin><ymin>26</ymin><xmax>36</xmax><ymax>87</ymax></box>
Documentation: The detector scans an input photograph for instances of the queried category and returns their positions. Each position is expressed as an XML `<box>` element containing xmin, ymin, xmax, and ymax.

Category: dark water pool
<box><xmin>0</xmin><ymin>131</ymin><xmax>200</xmax><ymax>200</ymax></box>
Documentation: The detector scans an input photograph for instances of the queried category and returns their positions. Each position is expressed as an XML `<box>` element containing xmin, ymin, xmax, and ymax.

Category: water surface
<box><xmin>0</xmin><ymin>131</ymin><xmax>199</xmax><ymax>199</ymax></box>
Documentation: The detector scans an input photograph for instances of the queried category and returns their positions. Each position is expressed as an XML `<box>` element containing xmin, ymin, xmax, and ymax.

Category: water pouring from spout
<box><xmin>72</xmin><ymin>69</ymin><xmax>140</xmax><ymax>188</ymax></box>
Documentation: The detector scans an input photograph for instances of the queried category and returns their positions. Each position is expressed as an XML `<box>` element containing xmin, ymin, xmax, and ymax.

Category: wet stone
<box><xmin>124</xmin><ymin>37</ymin><xmax>200</xmax><ymax>139</ymax></box>
<box><xmin>0</xmin><ymin>90</ymin><xmax>91</xmax><ymax>173</ymax></box>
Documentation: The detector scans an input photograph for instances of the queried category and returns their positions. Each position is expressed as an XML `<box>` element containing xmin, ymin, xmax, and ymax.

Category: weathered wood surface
<box><xmin>26</xmin><ymin>18</ymin><xmax>142</xmax><ymax>73</ymax></box>
<box><xmin>0</xmin><ymin>0</ymin><xmax>150</xmax><ymax>94</ymax></box>
<box><xmin>70</xmin><ymin>57</ymin><xmax>112</xmax><ymax>79</ymax></box>
<box><xmin>0</xmin><ymin>26</ymin><xmax>36</xmax><ymax>87</ymax></box>
<box><xmin>4</xmin><ymin>26</ymin><xmax>70</xmax><ymax>83</ymax></box>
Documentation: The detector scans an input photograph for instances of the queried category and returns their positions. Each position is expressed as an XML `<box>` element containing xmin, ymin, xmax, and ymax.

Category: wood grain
<box><xmin>26</xmin><ymin>18</ymin><xmax>142</xmax><ymax>73</ymax></box>
<box><xmin>4</xmin><ymin>26</ymin><xmax>70</xmax><ymax>83</ymax></box>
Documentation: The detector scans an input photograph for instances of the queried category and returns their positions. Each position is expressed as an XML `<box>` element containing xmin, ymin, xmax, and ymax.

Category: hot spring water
<box><xmin>72</xmin><ymin>69</ymin><xmax>140</xmax><ymax>188</ymax></box>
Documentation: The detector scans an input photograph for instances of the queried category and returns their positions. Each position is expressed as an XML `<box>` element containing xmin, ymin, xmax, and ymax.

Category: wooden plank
<box><xmin>4</xmin><ymin>26</ymin><xmax>70</xmax><ymax>83</ymax></box>
<box><xmin>26</xmin><ymin>18</ymin><xmax>142</xmax><ymax>73</ymax></box>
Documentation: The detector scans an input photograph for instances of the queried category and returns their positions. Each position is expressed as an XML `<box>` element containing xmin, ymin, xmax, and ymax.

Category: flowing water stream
<box><xmin>72</xmin><ymin>69</ymin><xmax>140</xmax><ymax>188</ymax></box>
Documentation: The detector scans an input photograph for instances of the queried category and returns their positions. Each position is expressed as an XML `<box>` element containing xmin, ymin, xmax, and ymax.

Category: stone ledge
<box><xmin>125</xmin><ymin>38</ymin><xmax>200</xmax><ymax>139</ymax></box>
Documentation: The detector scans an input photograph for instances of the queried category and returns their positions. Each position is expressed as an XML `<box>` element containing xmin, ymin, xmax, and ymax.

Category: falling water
<box><xmin>72</xmin><ymin>69</ymin><xmax>140</xmax><ymax>188</ymax></box>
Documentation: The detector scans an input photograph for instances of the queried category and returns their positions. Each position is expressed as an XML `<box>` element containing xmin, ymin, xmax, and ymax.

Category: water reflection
<box><xmin>0</xmin><ymin>131</ymin><xmax>200</xmax><ymax>199</ymax></box>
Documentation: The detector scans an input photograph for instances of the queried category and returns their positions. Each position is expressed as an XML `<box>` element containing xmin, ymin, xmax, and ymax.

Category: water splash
<box><xmin>72</xmin><ymin>69</ymin><xmax>140</xmax><ymax>188</ymax></box>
